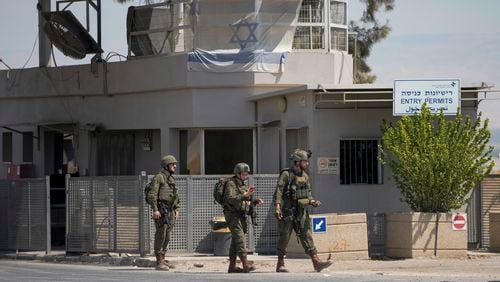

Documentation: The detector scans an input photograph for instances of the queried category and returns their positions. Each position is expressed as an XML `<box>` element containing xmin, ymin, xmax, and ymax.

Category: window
<box><xmin>286</xmin><ymin>128</ymin><xmax>308</xmax><ymax>167</ymax></box>
<box><xmin>294</xmin><ymin>0</ymin><xmax>325</xmax><ymax>49</ymax></box>
<box><xmin>293</xmin><ymin>0</ymin><xmax>348</xmax><ymax>51</ymax></box>
<box><xmin>204</xmin><ymin>129</ymin><xmax>253</xmax><ymax>175</ymax></box>
<box><xmin>340</xmin><ymin>139</ymin><xmax>382</xmax><ymax>185</ymax></box>
<box><xmin>329</xmin><ymin>1</ymin><xmax>347</xmax><ymax>51</ymax></box>
<box><xmin>2</xmin><ymin>132</ymin><xmax>12</xmax><ymax>163</ymax></box>
<box><xmin>23</xmin><ymin>132</ymin><xmax>33</xmax><ymax>163</ymax></box>
<box><xmin>179</xmin><ymin>129</ymin><xmax>202</xmax><ymax>175</ymax></box>
<box><xmin>331</xmin><ymin>27</ymin><xmax>347</xmax><ymax>51</ymax></box>
<box><xmin>330</xmin><ymin>1</ymin><xmax>346</xmax><ymax>25</ymax></box>
<box><xmin>179</xmin><ymin>129</ymin><xmax>254</xmax><ymax>175</ymax></box>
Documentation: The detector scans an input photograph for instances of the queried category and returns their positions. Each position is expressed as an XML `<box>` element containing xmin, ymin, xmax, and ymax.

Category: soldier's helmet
<box><xmin>233</xmin><ymin>162</ymin><xmax>251</xmax><ymax>174</ymax></box>
<box><xmin>290</xmin><ymin>149</ymin><xmax>309</xmax><ymax>162</ymax></box>
<box><xmin>161</xmin><ymin>155</ymin><xmax>178</xmax><ymax>167</ymax></box>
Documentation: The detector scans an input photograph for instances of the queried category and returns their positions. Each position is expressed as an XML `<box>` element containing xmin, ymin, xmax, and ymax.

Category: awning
<box><xmin>248</xmin><ymin>82</ymin><xmax>499</xmax><ymax>110</ymax></box>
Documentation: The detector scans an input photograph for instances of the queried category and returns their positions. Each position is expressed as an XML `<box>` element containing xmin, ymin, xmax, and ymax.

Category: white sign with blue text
<box><xmin>312</xmin><ymin>216</ymin><xmax>327</xmax><ymax>233</ymax></box>
<box><xmin>393</xmin><ymin>79</ymin><xmax>460</xmax><ymax>116</ymax></box>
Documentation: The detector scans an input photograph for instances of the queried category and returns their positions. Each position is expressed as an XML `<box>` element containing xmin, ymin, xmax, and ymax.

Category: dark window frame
<box><xmin>203</xmin><ymin>129</ymin><xmax>254</xmax><ymax>175</ymax></box>
<box><xmin>2</xmin><ymin>132</ymin><xmax>13</xmax><ymax>163</ymax></box>
<box><xmin>340</xmin><ymin>139</ymin><xmax>382</xmax><ymax>185</ymax></box>
<box><xmin>23</xmin><ymin>131</ymin><xmax>34</xmax><ymax>163</ymax></box>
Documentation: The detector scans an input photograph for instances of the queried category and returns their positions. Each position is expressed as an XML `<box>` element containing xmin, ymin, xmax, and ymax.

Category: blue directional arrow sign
<box><xmin>312</xmin><ymin>216</ymin><xmax>327</xmax><ymax>233</ymax></box>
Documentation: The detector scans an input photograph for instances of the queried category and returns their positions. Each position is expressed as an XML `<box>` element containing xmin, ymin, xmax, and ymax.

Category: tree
<box><xmin>349</xmin><ymin>0</ymin><xmax>394</xmax><ymax>84</ymax></box>
<box><xmin>379</xmin><ymin>104</ymin><xmax>494</xmax><ymax>212</ymax></box>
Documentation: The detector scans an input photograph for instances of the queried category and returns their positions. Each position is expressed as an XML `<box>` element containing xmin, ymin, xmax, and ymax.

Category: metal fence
<box><xmin>0</xmin><ymin>178</ymin><xmax>50</xmax><ymax>252</ymax></box>
<box><xmin>1</xmin><ymin>174</ymin><xmax>485</xmax><ymax>255</ymax></box>
<box><xmin>66</xmin><ymin>175</ymin><xmax>279</xmax><ymax>255</ymax></box>
<box><xmin>66</xmin><ymin>176</ymin><xmax>146</xmax><ymax>254</ymax></box>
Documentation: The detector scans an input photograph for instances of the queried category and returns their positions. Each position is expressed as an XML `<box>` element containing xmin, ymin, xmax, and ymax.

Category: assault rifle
<box><xmin>247</xmin><ymin>199</ymin><xmax>258</xmax><ymax>227</ymax></box>
<box><xmin>157</xmin><ymin>200</ymin><xmax>174</xmax><ymax>227</ymax></box>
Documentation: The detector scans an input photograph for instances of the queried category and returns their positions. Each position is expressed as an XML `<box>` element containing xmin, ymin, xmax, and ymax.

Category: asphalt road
<box><xmin>0</xmin><ymin>260</ymin><xmax>497</xmax><ymax>282</ymax></box>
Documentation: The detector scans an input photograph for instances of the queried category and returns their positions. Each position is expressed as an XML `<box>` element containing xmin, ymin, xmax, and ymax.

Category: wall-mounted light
<box><xmin>142</xmin><ymin>130</ymin><xmax>153</xmax><ymax>151</ymax></box>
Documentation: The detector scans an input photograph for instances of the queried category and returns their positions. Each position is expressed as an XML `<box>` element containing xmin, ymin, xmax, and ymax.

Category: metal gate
<box><xmin>0</xmin><ymin>178</ymin><xmax>50</xmax><ymax>252</ymax></box>
<box><xmin>480</xmin><ymin>176</ymin><xmax>500</xmax><ymax>248</ymax></box>
<box><xmin>67</xmin><ymin>175</ymin><xmax>280</xmax><ymax>255</ymax></box>
<box><xmin>147</xmin><ymin>175</ymin><xmax>280</xmax><ymax>254</ymax></box>
<box><xmin>66</xmin><ymin>176</ymin><xmax>146</xmax><ymax>254</ymax></box>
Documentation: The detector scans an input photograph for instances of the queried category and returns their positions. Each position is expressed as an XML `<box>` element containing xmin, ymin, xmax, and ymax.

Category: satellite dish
<box><xmin>42</xmin><ymin>11</ymin><xmax>102</xmax><ymax>59</ymax></box>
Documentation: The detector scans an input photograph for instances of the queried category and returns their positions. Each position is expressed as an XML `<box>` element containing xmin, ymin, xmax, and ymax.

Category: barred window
<box><xmin>330</xmin><ymin>1</ymin><xmax>346</xmax><ymax>25</ymax></box>
<box><xmin>331</xmin><ymin>27</ymin><xmax>347</xmax><ymax>51</ymax></box>
<box><xmin>340</xmin><ymin>139</ymin><xmax>382</xmax><ymax>185</ymax></box>
<box><xmin>298</xmin><ymin>0</ymin><xmax>324</xmax><ymax>23</ymax></box>
<box><xmin>293</xmin><ymin>0</ymin><xmax>348</xmax><ymax>51</ymax></box>
<box><xmin>293</xmin><ymin>26</ymin><xmax>325</xmax><ymax>49</ymax></box>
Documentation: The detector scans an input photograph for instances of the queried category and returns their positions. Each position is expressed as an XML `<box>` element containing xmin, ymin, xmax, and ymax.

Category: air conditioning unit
<box><xmin>7</xmin><ymin>164</ymin><xmax>35</xmax><ymax>179</ymax></box>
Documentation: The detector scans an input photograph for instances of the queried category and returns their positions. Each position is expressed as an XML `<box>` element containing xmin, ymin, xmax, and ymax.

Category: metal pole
<box><xmin>113</xmin><ymin>177</ymin><xmax>118</xmax><ymax>252</ymax></box>
<box><xmin>37</xmin><ymin>0</ymin><xmax>53</xmax><ymax>67</ymax></box>
<box><xmin>65</xmin><ymin>174</ymin><xmax>70</xmax><ymax>254</ymax></box>
<box><xmin>89</xmin><ymin>177</ymin><xmax>95</xmax><ymax>253</ymax></box>
<box><xmin>45</xmin><ymin>176</ymin><xmax>51</xmax><ymax>254</ymax></box>
<box><xmin>138</xmin><ymin>175</ymin><xmax>145</xmax><ymax>257</ymax></box>
<box><xmin>97</xmin><ymin>0</ymin><xmax>102</xmax><ymax>49</ymax></box>
<box><xmin>187</xmin><ymin>176</ymin><xmax>193</xmax><ymax>252</ymax></box>
<box><xmin>28</xmin><ymin>181</ymin><xmax>32</xmax><ymax>249</ymax></box>
<box><xmin>86</xmin><ymin>0</ymin><xmax>90</xmax><ymax>31</ymax></box>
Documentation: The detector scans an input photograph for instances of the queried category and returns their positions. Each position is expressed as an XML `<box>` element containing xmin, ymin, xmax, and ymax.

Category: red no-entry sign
<box><xmin>452</xmin><ymin>213</ymin><xmax>467</xmax><ymax>231</ymax></box>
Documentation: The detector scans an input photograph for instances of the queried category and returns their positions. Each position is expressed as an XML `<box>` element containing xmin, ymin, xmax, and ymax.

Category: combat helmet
<box><xmin>233</xmin><ymin>162</ymin><xmax>251</xmax><ymax>174</ymax></box>
<box><xmin>290</xmin><ymin>149</ymin><xmax>309</xmax><ymax>162</ymax></box>
<box><xmin>161</xmin><ymin>155</ymin><xmax>178</xmax><ymax>167</ymax></box>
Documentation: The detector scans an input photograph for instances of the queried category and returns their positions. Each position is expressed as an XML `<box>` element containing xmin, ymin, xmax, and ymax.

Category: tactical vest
<box><xmin>158</xmin><ymin>172</ymin><xmax>178</xmax><ymax>207</ymax></box>
<box><xmin>284</xmin><ymin>170</ymin><xmax>312</xmax><ymax>205</ymax></box>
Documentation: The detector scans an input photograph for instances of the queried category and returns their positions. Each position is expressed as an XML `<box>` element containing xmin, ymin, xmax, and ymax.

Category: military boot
<box><xmin>239</xmin><ymin>255</ymin><xmax>256</xmax><ymax>273</ymax></box>
<box><xmin>310</xmin><ymin>254</ymin><xmax>332</xmax><ymax>272</ymax></box>
<box><xmin>155</xmin><ymin>254</ymin><xmax>169</xmax><ymax>271</ymax></box>
<box><xmin>161</xmin><ymin>254</ymin><xmax>175</xmax><ymax>269</ymax></box>
<box><xmin>227</xmin><ymin>256</ymin><xmax>244</xmax><ymax>273</ymax></box>
<box><xmin>276</xmin><ymin>255</ymin><xmax>289</xmax><ymax>272</ymax></box>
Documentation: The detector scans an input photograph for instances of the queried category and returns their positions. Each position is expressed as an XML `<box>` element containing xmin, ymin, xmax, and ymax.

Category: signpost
<box><xmin>312</xmin><ymin>216</ymin><xmax>327</xmax><ymax>233</ymax></box>
<box><xmin>393</xmin><ymin>79</ymin><xmax>460</xmax><ymax>116</ymax></box>
<box><xmin>452</xmin><ymin>212</ymin><xmax>467</xmax><ymax>231</ymax></box>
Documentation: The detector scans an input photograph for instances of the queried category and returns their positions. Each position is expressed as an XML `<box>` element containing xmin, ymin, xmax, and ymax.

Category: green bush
<box><xmin>379</xmin><ymin>104</ymin><xmax>494</xmax><ymax>212</ymax></box>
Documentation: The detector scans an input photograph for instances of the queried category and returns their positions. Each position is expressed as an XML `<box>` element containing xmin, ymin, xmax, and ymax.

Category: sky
<box><xmin>1</xmin><ymin>0</ymin><xmax>499</xmax><ymax>154</ymax></box>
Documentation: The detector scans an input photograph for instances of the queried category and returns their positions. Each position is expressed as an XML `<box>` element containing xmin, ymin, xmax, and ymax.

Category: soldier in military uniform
<box><xmin>273</xmin><ymin>149</ymin><xmax>333</xmax><ymax>272</ymax></box>
<box><xmin>147</xmin><ymin>155</ymin><xmax>180</xmax><ymax>271</ymax></box>
<box><xmin>223</xmin><ymin>163</ymin><xmax>264</xmax><ymax>273</ymax></box>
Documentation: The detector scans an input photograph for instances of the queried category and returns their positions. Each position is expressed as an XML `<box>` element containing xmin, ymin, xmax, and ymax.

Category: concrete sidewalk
<box><xmin>1</xmin><ymin>250</ymin><xmax>500</xmax><ymax>279</ymax></box>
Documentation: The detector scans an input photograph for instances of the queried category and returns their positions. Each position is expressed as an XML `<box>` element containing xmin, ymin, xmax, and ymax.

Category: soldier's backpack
<box><xmin>213</xmin><ymin>177</ymin><xmax>231</xmax><ymax>205</ymax></box>
<box><xmin>144</xmin><ymin>173</ymin><xmax>166</xmax><ymax>205</ymax></box>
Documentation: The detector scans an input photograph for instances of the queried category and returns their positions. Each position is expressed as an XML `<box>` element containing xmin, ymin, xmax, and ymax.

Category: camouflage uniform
<box><xmin>273</xmin><ymin>149</ymin><xmax>332</xmax><ymax>272</ymax></box>
<box><xmin>274</xmin><ymin>168</ymin><xmax>317</xmax><ymax>256</ymax></box>
<box><xmin>224</xmin><ymin>162</ymin><xmax>256</xmax><ymax>273</ymax></box>
<box><xmin>224</xmin><ymin>176</ymin><xmax>251</xmax><ymax>258</ymax></box>
<box><xmin>148</xmin><ymin>168</ymin><xmax>180</xmax><ymax>256</ymax></box>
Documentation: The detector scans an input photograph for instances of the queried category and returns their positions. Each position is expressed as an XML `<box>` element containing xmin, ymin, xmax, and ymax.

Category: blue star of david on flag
<box><xmin>230</xmin><ymin>19</ymin><xmax>258</xmax><ymax>49</ymax></box>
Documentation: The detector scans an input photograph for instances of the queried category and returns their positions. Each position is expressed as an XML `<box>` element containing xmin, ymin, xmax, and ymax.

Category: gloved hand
<box><xmin>310</xmin><ymin>199</ymin><xmax>321</xmax><ymax>207</ymax></box>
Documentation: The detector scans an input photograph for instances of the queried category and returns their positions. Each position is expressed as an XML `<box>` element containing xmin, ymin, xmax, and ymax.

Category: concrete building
<box><xmin>0</xmin><ymin>0</ymin><xmax>489</xmax><ymax>216</ymax></box>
